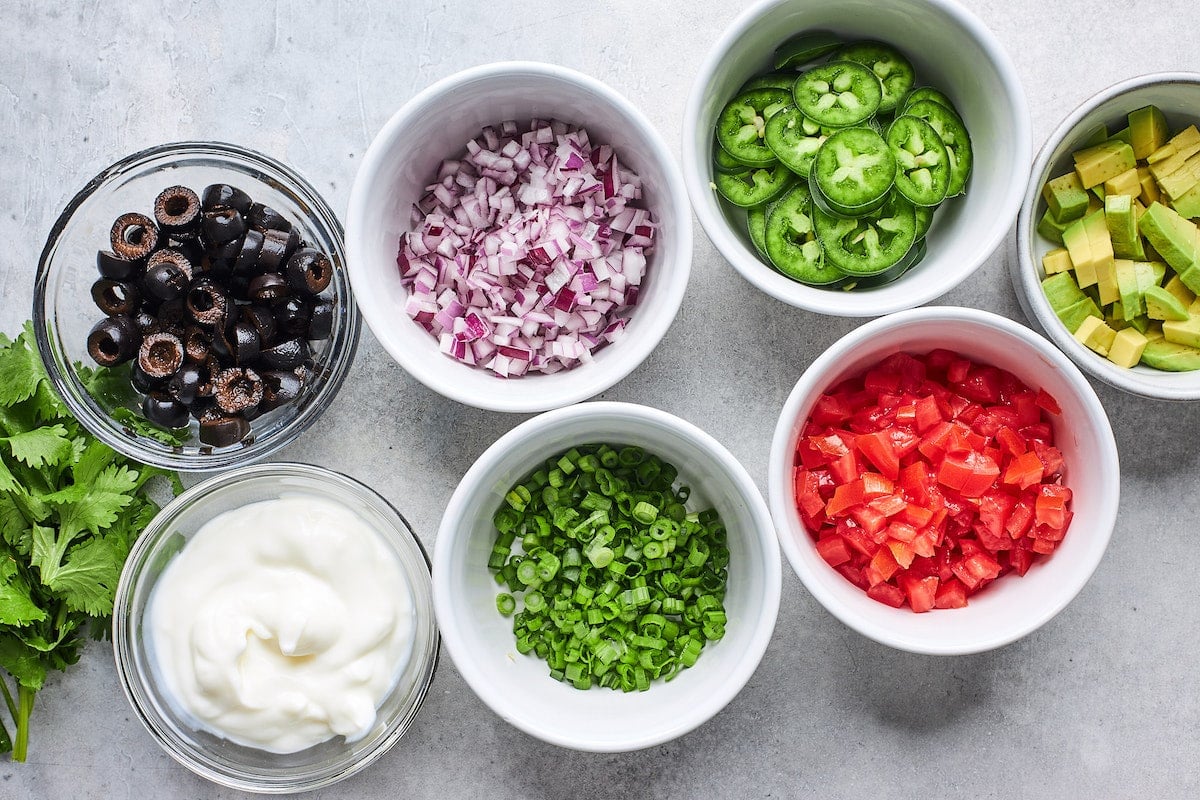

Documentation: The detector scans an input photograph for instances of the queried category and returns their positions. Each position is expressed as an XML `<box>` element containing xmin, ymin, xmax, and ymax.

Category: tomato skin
<box><xmin>856</xmin><ymin>430</ymin><xmax>900</xmax><ymax>480</ymax></box>
<box><xmin>817</xmin><ymin>535</ymin><xmax>853</xmax><ymax>567</ymax></box>
<box><xmin>866</xmin><ymin>581</ymin><xmax>905</xmax><ymax>608</ymax></box>
<box><xmin>899</xmin><ymin>573</ymin><xmax>939</xmax><ymax>613</ymax></box>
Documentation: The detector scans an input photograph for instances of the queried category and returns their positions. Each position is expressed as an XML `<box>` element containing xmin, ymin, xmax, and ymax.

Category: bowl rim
<box><xmin>345</xmin><ymin>60</ymin><xmax>693</xmax><ymax>413</ymax></box>
<box><xmin>767</xmin><ymin>306</ymin><xmax>1121</xmax><ymax>655</ymax></box>
<box><xmin>111</xmin><ymin>461</ymin><xmax>440</xmax><ymax>794</ymax></box>
<box><xmin>431</xmin><ymin>400</ymin><xmax>782</xmax><ymax>751</ymax></box>
<box><xmin>681</xmin><ymin>0</ymin><xmax>1032</xmax><ymax>317</ymax></box>
<box><xmin>1013</xmin><ymin>71</ymin><xmax>1200</xmax><ymax>401</ymax></box>
<box><xmin>32</xmin><ymin>140</ymin><xmax>363</xmax><ymax>470</ymax></box>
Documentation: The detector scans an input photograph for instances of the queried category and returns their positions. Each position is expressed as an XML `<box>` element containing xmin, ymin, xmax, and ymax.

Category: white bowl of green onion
<box><xmin>432</xmin><ymin>401</ymin><xmax>781</xmax><ymax>752</ymax></box>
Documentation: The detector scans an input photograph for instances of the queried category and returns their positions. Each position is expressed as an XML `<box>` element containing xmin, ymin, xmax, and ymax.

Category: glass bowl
<box><xmin>33</xmin><ymin>141</ymin><xmax>361</xmax><ymax>470</ymax></box>
<box><xmin>112</xmin><ymin>463</ymin><xmax>439</xmax><ymax>793</ymax></box>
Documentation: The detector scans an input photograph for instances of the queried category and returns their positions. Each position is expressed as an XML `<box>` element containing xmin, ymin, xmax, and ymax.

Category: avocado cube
<box><xmin>1165</xmin><ymin>274</ymin><xmax>1197</xmax><ymax>307</ymax></box>
<box><xmin>1171</xmin><ymin>181</ymin><xmax>1200</xmax><ymax>219</ymax></box>
<box><xmin>1145</xmin><ymin>323</ymin><xmax>1165</xmax><ymax>342</ymax></box>
<box><xmin>1057</xmin><ymin>296</ymin><xmax>1104</xmax><ymax>332</ymax></box>
<box><xmin>1139</xmin><ymin>202</ymin><xmax>1200</xmax><ymax>276</ymax></box>
<box><xmin>1107</xmin><ymin>328</ymin><xmax>1149</xmax><ymax>368</ymax></box>
<box><xmin>1130</xmin><ymin>106</ymin><xmax>1169</xmax><ymax>160</ymax></box>
<box><xmin>1156</xmin><ymin>153</ymin><xmax>1200</xmax><ymax>200</ymax></box>
<box><xmin>1081</xmin><ymin>209</ymin><xmax>1114</xmax><ymax>289</ymax></box>
<box><xmin>1074</xmin><ymin>141</ymin><xmax>1137</xmax><ymax>189</ymax></box>
<box><xmin>1042</xmin><ymin>247</ymin><xmax>1074</xmax><ymax>276</ymax></box>
<box><xmin>1134</xmin><ymin>260</ymin><xmax>1167</xmax><ymax>291</ymax></box>
<box><xmin>1147</xmin><ymin>125</ymin><xmax>1200</xmax><ymax>167</ymax></box>
<box><xmin>1042</xmin><ymin>172</ymin><xmax>1090</xmax><ymax>222</ymax></box>
<box><xmin>1105</xmin><ymin>194</ymin><xmax>1146</xmax><ymax>260</ymax></box>
<box><xmin>1108</xmin><ymin>126</ymin><xmax>1133</xmax><ymax>147</ymax></box>
<box><xmin>1080</xmin><ymin>124</ymin><xmax>1109</xmax><ymax>149</ymax></box>
<box><xmin>1140</xmin><ymin>338</ymin><xmax>1200</xmax><ymax>371</ymax></box>
<box><xmin>1073</xmin><ymin>315</ymin><xmax>1117</xmax><ymax>356</ymax></box>
<box><xmin>1138</xmin><ymin>166</ymin><xmax>1161</xmax><ymax>206</ymax></box>
<box><xmin>1041</xmin><ymin>271</ymin><xmax>1087</xmax><ymax>311</ymax></box>
<box><xmin>1096</xmin><ymin>257</ymin><xmax>1120</xmax><ymax>305</ymax></box>
<box><xmin>1038</xmin><ymin>208</ymin><xmax>1071</xmax><ymax>245</ymax></box>
<box><xmin>1104</xmin><ymin>167</ymin><xmax>1142</xmax><ymax>199</ymax></box>
<box><xmin>1129</xmin><ymin>314</ymin><xmax>1152</xmax><ymax>333</ymax></box>
<box><xmin>1144</xmin><ymin>284</ymin><xmax>1191</xmax><ymax>321</ymax></box>
<box><xmin>1163</xmin><ymin>314</ymin><xmax>1200</xmax><ymax>349</ymax></box>
<box><xmin>1061</xmin><ymin>218</ymin><xmax>1094</xmax><ymax>285</ymax></box>
<box><xmin>1114</xmin><ymin>260</ymin><xmax>1144</xmax><ymax>318</ymax></box>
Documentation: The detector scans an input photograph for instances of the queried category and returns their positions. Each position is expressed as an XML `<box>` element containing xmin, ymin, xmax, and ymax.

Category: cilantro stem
<box><xmin>0</xmin><ymin>674</ymin><xmax>16</xmax><ymax>722</ymax></box>
<box><xmin>12</xmin><ymin>684</ymin><xmax>34</xmax><ymax>762</ymax></box>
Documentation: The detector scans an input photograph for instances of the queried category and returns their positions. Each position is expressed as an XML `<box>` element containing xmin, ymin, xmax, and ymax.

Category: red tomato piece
<box><xmin>829</xmin><ymin>451</ymin><xmax>859</xmax><ymax>484</ymax></box>
<box><xmin>947</xmin><ymin>358</ymin><xmax>971</xmax><ymax>383</ymax></box>
<box><xmin>838</xmin><ymin>521</ymin><xmax>877</xmax><ymax>559</ymax></box>
<box><xmin>812</xmin><ymin>433</ymin><xmax>851</xmax><ymax>460</ymax></box>
<box><xmin>1035</xmin><ymin>388</ymin><xmax>1062</xmax><ymax>415</ymax></box>
<box><xmin>887</xmin><ymin>539</ymin><xmax>916</xmax><ymax>569</ymax></box>
<box><xmin>1009</xmin><ymin>546</ymin><xmax>1034</xmax><ymax>577</ymax></box>
<box><xmin>937</xmin><ymin>451</ymin><xmax>1000</xmax><ymax>497</ymax></box>
<box><xmin>826</xmin><ymin>481</ymin><xmax>864</xmax><ymax>517</ymax></box>
<box><xmin>869</xmin><ymin>493</ymin><xmax>908</xmax><ymax>517</ymax></box>
<box><xmin>866</xmin><ymin>581</ymin><xmax>906</xmax><ymax>608</ymax></box>
<box><xmin>860</xmin><ymin>472</ymin><xmax>894</xmax><ymax>499</ymax></box>
<box><xmin>898</xmin><ymin>573</ymin><xmax>939</xmax><ymax>613</ymax></box>
<box><xmin>1002</xmin><ymin>450</ymin><xmax>1044</xmax><ymax>490</ymax></box>
<box><xmin>1034</xmin><ymin>484</ymin><xmax>1072</xmax><ymax>529</ymax></box>
<box><xmin>897</xmin><ymin>502</ymin><xmax>934</xmax><ymax>528</ymax></box>
<box><xmin>995</xmin><ymin>425</ymin><xmax>1027</xmax><ymax>457</ymax></box>
<box><xmin>956</xmin><ymin>366</ymin><xmax>1001</xmax><ymax>404</ymax></box>
<box><xmin>865</xmin><ymin>547</ymin><xmax>901</xmax><ymax>586</ymax></box>
<box><xmin>934</xmin><ymin>578</ymin><xmax>969</xmax><ymax>608</ymax></box>
<box><xmin>849</xmin><ymin>505</ymin><xmax>888</xmax><ymax>538</ymax></box>
<box><xmin>856</xmin><ymin>431</ymin><xmax>900</xmax><ymax>480</ymax></box>
<box><xmin>795</xmin><ymin>469</ymin><xmax>826</xmax><ymax>519</ymax></box>
<box><xmin>913</xmin><ymin>395</ymin><xmax>942</xmax><ymax>432</ymax></box>
<box><xmin>1031</xmin><ymin>441</ymin><xmax>1065</xmax><ymax>480</ymax></box>
<box><xmin>864</xmin><ymin>368</ymin><xmax>902</xmax><ymax>396</ymax></box>
<box><xmin>816</xmin><ymin>535</ymin><xmax>853</xmax><ymax>567</ymax></box>
<box><xmin>838</xmin><ymin>563</ymin><xmax>868</xmax><ymax>589</ymax></box>
<box><xmin>811</xmin><ymin>393</ymin><xmax>853</xmax><ymax>425</ymax></box>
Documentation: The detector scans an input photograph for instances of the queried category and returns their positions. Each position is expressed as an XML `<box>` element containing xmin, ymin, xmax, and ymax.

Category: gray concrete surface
<box><xmin>2</xmin><ymin>1</ymin><xmax>1198</xmax><ymax>797</ymax></box>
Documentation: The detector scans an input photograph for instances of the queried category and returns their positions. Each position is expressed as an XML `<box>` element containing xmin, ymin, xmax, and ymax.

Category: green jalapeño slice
<box><xmin>716</xmin><ymin>88</ymin><xmax>793</xmax><ymax>167</ymax></box>
<box><xmin>814</xmin><ymin>191</ymin><xmax>918</xmax><ymax>276</ymax></box>
<box><xmin>835</xmin><ymin>40</ymin><xmax>916</xmax><ymax>114</ymax></box>
<box><xmin>765</xmin><ymin>184</ymin><xmax>843</xmax><ymax>285</ymax></box>
<box><xmin>793</xmin><ymin>61</ymin><xmax>883</xmax><ymax>128</ymax></box>
<box><xmin>887</xmin><ymin>115</ymin><xmax>951</xmax><ymax>206</ymax></box>
<box><xmin>811</xmin><ymin>127</ymin><xmax>897</xmax><ymax>215</ymax></box>
<box><xmin>714</xmin><ymin>163</ymin><xmax>796</xmax><ymax>207</ymax></box>
<box><xmin>773</xmin><ymin>30</ymin><xmax>843</xmax><ymax>70</ymax></box>
<box><xmin>904</xmin><ymin>99</ymin><xmax>973</xmax><ymax>196</ymax></box>
<box><xmin>765</xmin><ymin>106</ymin><xmax>828</xmax><ymax>177</ymax></box>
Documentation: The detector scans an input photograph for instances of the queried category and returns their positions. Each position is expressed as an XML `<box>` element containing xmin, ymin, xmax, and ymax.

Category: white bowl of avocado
<box><xmin>1015</xmin><ymin>71</ymin><xmax>1200</xmax><ymax>400</ymax></box>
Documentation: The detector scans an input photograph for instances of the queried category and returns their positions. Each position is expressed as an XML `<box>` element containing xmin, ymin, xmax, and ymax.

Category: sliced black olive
<box><xmin>130</xmin><ymin>363</ymin><xmax>163</xmax><ymax>394</ymax></box>
<box><xmin>86</xmin><ymin>315</ymin><xmax>139</xmax><ymax>367</ymax></box>
<box><xmin>308</xmin><ymin>299</ymin><xmax>334</xmax><ymax>341</ymax></box>
<box><xmin>202</xmin><ymin>207</ymin><xmax>246</xmax><ymax>246</ymax></box>
<box><xmin>201</xmin><ymin>183</ymin><xmax>252</xmax><ymax>214</ymax></box>
<box><xmin>154</xmin><ymin>185</ymin><xmax>201</xmax><ymax>237</ymax></box>
<box><xmin>142</xmin><ymin>258</ymin><xmax>190</xmax><ymax>303</ymax></box>
<box><xmin>173</xmin><ymin>236</ymin><xmax>206</xmax><ymax>268</ymax></box>
<box><xmin>199</xmin><ymin>414</ymin><xmax>250</xmax><ymax>447</ymax></box>
<box><xmin>188</xmin><ymin>396</ymin><xmax>216</xmax><ymax>421</ymax></box>
<box><xmin>186</xmin><ymin>278</ymin><xmax>230</xmax><ymax>327</ymax></box>
<box><xmin>248</xmin><ymin>202</ymin><xmax>290</xmax><ymax>233</ymax></box>
<box><xmin>274</xmin><ymin>297</ymin><xmax>310</xmax><ymax>338</ymax></box>
<box><xmin>91</xmin><ymin>279</ymin><xmax>141</xmax><ymax>316</ymax></box>
<box><xmin>110</xmin><ymin>212</ymin><xmax>159</xmax><ymax>261</ymax></box>
<box><xmin>249</xmin><ymin>272</ymin><xmax>289</xmax><ymax>301</ymax></box>
<box><xmin>213</xmin><ymin>367</ymin><xmax>264</xmax><ymax>415</ymax></box>
<box><xmin>230</xmin><ymin>322</ymin><xmax>261</xmax><ymax>365</ymax></box>
<box><xmin>183</xmin><ymin>326</ymin><xmax>211</xmax><ymax>363</ymax></box>
<box><xmin>142</xmin><ymin>391</ymin><xmax>190</xmax><ymax>429</ymax></box>
<box><xmin>257</xmin><ymin>229</ymin><xmax>291</xmax><ymax>272</ymax></box>
<box><xmin>240</xmin><ymin>304</ymin><xmax>276</xmax><ymax>346</ymax></box>
<box><xmin>138</xmin><ymin>331</ymin><xmax>185</xmax><ymax>379</ymax></box>
<box><xmin>234</xmin><ymin>229</ymin><xmax>265</xmax><ymax>275</ymax></box>
<box><xmin>146</xmin><ymin>248</ymin><xmax>194</xmax><ymax>281</ymax></box>
<box><xmin>97</xmin><ymin>249</ymin><xmax>139</xmax><ymax>280</ymax></box>
<box><xmin>156</xmin><ymin>298</ymin><xmax>188</xmax><ymax>330</ymax></box>
<box><xmin>284</xmin><ymin>248</ymin><xmax>333</xmax><ymax>295</ymax></box>
<box><xmin>134</xmin><ymin>310</ymin><xmax>158</xmax><ymax>334</ymax></box>
<box><xmin>259</xmin><ymin>337</ymin><xmax>308</xmax><ymax>370</ymax></box>
<box><xmin>260</xmin><ymin>369</ymin><xmax>303</xmax><ymax>412</ymax></box>
<box><xmin>168</xmin><ymin>362</ymin><xmax>206</xmax><ymax>405</ymax></box>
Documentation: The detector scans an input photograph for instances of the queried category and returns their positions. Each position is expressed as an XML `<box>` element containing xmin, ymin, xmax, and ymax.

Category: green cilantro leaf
<box><xmin>0</xmin><ymin>573</ymin><xmax>46</xmax><ymax>627</ymax></box>
<box><xmin>42</xmin><ymin>535</ymin><xmax>126</xmax><ymax>617</ymax></box>
<box><xmin>0</xmin><ymin>329</ymin><xmax>42</xmax><ymax>407</ymax></box>
<box><xmin>2</xmin><ymin>424</ymin><xmax>73</xmax><ymax>469</ymax></box>
<box><xmin>44</xmin><ymin>463</ymin><xmax>138</xmax><ymax>539</ymax></box>
<box><xmin>0</xmin><ymin>634</ymin><xmax>47</xmax><ymax>691</ymax></box>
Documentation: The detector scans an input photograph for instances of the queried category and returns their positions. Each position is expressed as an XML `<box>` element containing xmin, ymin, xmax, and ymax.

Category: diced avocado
<box><xmin>1058</xmin><ymin>296</ymin><xmax>1104</xmax><ymax>332</ymax></box>
<box><xmin>1165</xmin><ymin>274</ymin><xmax>1197</xmax><ymax>306</ymax></box>
<box><xmin>1105</xmin><ymin>194</ymin><xmax>1145</xmax><ymax>260</ymax></box>
<box><xmin>1108</xmin><ymin>126</ymin><xmax>1133</xmax><ymax>147</ymax></box>
<box><xmin>1038</xmin><ymin>208</ymin><xmax>1071</xmax><ymax>245</ymax></box>
<box><xmin>1042</xmin><ymin>172</ymin><xmax>1090</xmax><ymax>222</ymax></box>
<box><xmin>1104</xmin><ymin>167</ymin><xmax>1141</xmax><ymax>199</ymax></box>
<box><xmin>1144</xmin><ymin>284</ymin><xmax>1191</xmax><ymax>321</ymax></box>
<box><xmin>1171</xmin><ymin>181</ymin><xmax>1200</xmax><ymax>219</ymax></box>
<box><xmin>1138</xmin><ymin>165</ymin><xmax>1161</xmax><ymax>205</ymax></box>
<box><xmin>1138</xmin><ymin>202</ymin><xmax>1200</xmax><ymax>276</ymax></box>
<box><xmin>1042</xmin><ymin>247</ymin><xmax>1074</xmax><ymax>275</ymax></box>
<box><xmin>1129</xmin><ymin>106</ymin><xmax>1169</xmax><ymax>160</ymax></box>
<box><xmin>1073</xmin><ymin>315</ymin><xmax>1117</xmax><ymax>356</ymax></box>
<box><xmin>1146</xmin><ymin>125</ymin><xmax>1200</xmax><ymax>167</ymax></box>
<box><xmin>1090</xmin><ymin>185</ymin><xmax>1106</xmax><ymax>201</ymax></box>
<box><xmin>1074</xmin><ymin>141</ymin><xmax>1136</xmax><ymax>189</ymax></box>
<box><xmin>1095</xmin><ymin>257</ymin><xmax>1120</xmax><ymax>305</ymax></box>
<box><xmin>1082</xmin><ymin>209</ymin><xmax>1114</xmax><ymax>289</ymax></box>
<box><xmin>1190</xmin><ymin>297</ymin><xmax>1200</xmax><ymax>315</ymax></box>
<box><xmin>1145</xmin><ymin>323</ymin><xmax>1165</xmax><ymax>342</ymax></box>
<box><xmin>1061</xmin><ymin>217</ymin><xmax>1094</xmax><ymax>285</ymax></box>
<box><xmin>1134</xmin><ymin>260</ymin><xmax>1167</xmax><ymax>291</ymax></box>
<box><xmin>1080</xmin><ymin>124</ymin><xmax>1109</xmax><ymax>149</ymax></box>
<box><xmin>1115</xmin><ymin>259</ymin><xmax>1143</xmax><ymax>319</ymax></box>
<box><xmin>1162</xmin><ymin>314</ymin><xmax>1200</xmax><ymax>348</ymax></box>
<box><xmin>1129</xmin><ymin>314</ymin><xmax>1152</xmax><ymax>334</ymax></box>
<box><xmin>1140</xmin><ymin>338</ymin><xmax>1200</xmax><ymax>371</ymax></box>
<box><xmin>1155</xmin><ymin>152</ymin><xmax>1200</xmax><ymax>200</ymax></box>
<box><xmin>1041</xmin><ymin>271</ymin><xmax>1088</xmax><ymax>310</ymax></box>
<box><xmin>1108</xmin><ymin>328</ymin><xmax>1149</xmax><ymax>368</ymax></box>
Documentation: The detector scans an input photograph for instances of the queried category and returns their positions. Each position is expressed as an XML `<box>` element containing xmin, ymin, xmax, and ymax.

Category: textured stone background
<box><xmin>2</xmin><ymin>1</ymin><xmax>1198</xmax><ymax>797</ymax></box>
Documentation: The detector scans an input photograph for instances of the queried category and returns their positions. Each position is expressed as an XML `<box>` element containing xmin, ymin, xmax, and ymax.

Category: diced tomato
<box><xmin>816</xmin><ymin>535</ymin><xmax>853</xmax><ymax>567</ymax></box>
<box><xmin>856</xmin><ymin>430</ymin><xmax>900</xmax><ymax>480</ymax></box>
<box><xmin>1002</xmin><ymin>450</ymin><xmax>1044</xmax><ymax>490</ymax></box>
<box><xmin>865</xmin><ymin>547</ymin><xmax>901</xmax><ymax>586</ymax></box>
<box><xmin>937</xmin><ymin>451</ymin><xmax>1000</xmax><ymax>497</ymax></box>
<box><xmin>934</xmin><ymin>578</ymin><xmax>969</xmax><ymax>609</ymax></box>
<box><xmin>978</xmin><ymin>490</ymin><xmax>1016</xmax><ymax>539</ymax></box>
<box><xmin>829</xmin><ymin>451</ymin><xmax>859</xmax><ymax>485</ymax></box>
<box><xmin>1035</xmin><ymin>388</ymin><xmax>1062</xmax><ymax>415</ymax></box>
<box><xmin>849</xmin><ymin>505</ymin><xmax>887</xmax><ymax>537</ymax></box>
<box><xmin>897</xmin><ymin>502</ymin><xmax>934</xmax><ymax>528</ymax></box>
<box><xmin>1006</xmin><ymin>498</ymin><xmax>1034</xmax><ymax>539</ymax></box>
<box><xmin>956</xmin><ymin>366</ymin><xmax>1001</xmax><ymax>404</ymax></box>
<box><xmin>899</xmin><ymin>462</ymin><xmax>933</xmax><ymax>505</ymax></box>
<box><xmin>887</xmin><ymin>539</ymin><xmax>916</xmax><ymax>569</ymax></box>
<box><xmin>868</xmin><ymin>493</ymin><xmax>908</xmax><ymax>517</ymax></box>
<box><xmin>995</xmin><ymin>425</ymin><xmax>1027</xmax><ymax>457</ymax></box>
<box><xmin>1031</xmin><ymin>440</ymin><xmax>1065</xmax><ymax>479</ymax></box>
<box><xmin>826</xmin><ymin>480</ymin><xmax>864</xmax><ymax>517</ymax></box>
<box><xmin>837</xmin><ymin>563</ymin><xmax>868</xmax><ymax>588</ymax></box>
<box><xmin>913</xmin><ymin>395</ymin><xmax>942</xmax><ymax>433</ymax></box>
<box><xmin>811</xmin><ymin>393</ymin><xmax>854</xmax><ymax>426</ymax></box>
<box><xmin>1035</xmin><ymin>484</ymin><xmax>1072</xmax><ymax>529</ymax></box>
<box><xmin>947</xmin><ymin>358</ymin><xmax>971</xmax><ymax>383</ymax></box>
<box><xmin>795</xmin><ymin>469</ymin><xmax>825</xmax><ymax>519</ymax></box>
<box><xmin>911</xmin><ymin>529</ymin><xmax>937</xmax><ymax>558</ymax></box>
<box><xmin>860</xmin><ymin>473</ymin><xmax>894</xmax><ymax>499</ymax></box>
<box><xmin>866</xmin><ymin>581</ymin><xmax>906</xmax><ymax>608</ymax></box>
<box><xmin>812</xmin><ymin>433</ymin><xmax>851</xmax><ymax>460</ymax></box>
<box><xmin>885</xmin><ymin>521</ymin><xmax>918</xmax><ymax>543</ymax></box>
<box><xmin>838</xmin><ymin>521</ymin><xmax>876</xmax><ymax>559</ymax></box>
<box><xmin>898</xmin><ymin>573</ymin><xmax>939</xmax><ymax>613</ymax></box>
<box><xmin>864</xmin><ymin>368</ymin><xmax>902</xmax><ymax>396</ymax></box>
<box><xmin>796</xmin><ymin>437</ymin><xmax>827</xmax><ymax>469</ymax></box>
<box><xmin>1009</xmin><ymin>546</ymin><xmax>1034</xmax><ymax>577</ymax></box>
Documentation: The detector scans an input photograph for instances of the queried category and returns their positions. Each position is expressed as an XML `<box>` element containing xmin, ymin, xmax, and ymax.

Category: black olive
<box><xmin>259</xmin><ymin>337</ymin><xmax>308</xmax><ymax>370</ymax></box>
<box><xmin>86</xmin><ymin>315</ymin><xmax>140</xmax><ymax>367</ymax></box>
<box><xmin>274</xmin><ymin>297</ymin><xmax>310</xmax><ymax>338</ymax></box>
<box><xmin>183</xmin><ymin>326</ymin><xmax>211</xmax><ymax>363</ymax></box>
<box><xmin>240</xmin><ymin>304</ymin><xmax>276</xmax><ymax>346</ymax></box>
<box><xmin>146</xmin><ymin>248</ymin><xmax>194</xmax><ymax>281</ymax></box>
<box><xmin>97</xmin><ymin>249</ymin><xmax>139</xmax><ymax>280</ymax></box>
<box><xmin>257</xmin><ymin>229</ymin><xmax>291</xmax><ymax>272</ymax></box>
<box><xmin>248</xmin><ymin>202</ymin><xmax>290</xmax><ymax>233</ymax></box>
<box><xmin>234</xmin><ymin>229</ymin><xmax>265</xmax><ymax>275</ymax></box>
<box><xmin>249</xmin><ymin>272</ymin><xmax>289</xmax><ymax>301</ymax></box>
<box><xmin>202</xmin><ymin>207</ymin><xmax>246</xmax><ymax>246</ymax></box>
<box><xmin>168</xmin><ymin>363</ymin><xmax>206</xmax><ymax>405</ymax></box>
<box><xmin>153</xmin><ymin>185</ymin><xmax>201</xmax><ymax>237</ymax></box>
<box><xmin>188</xmin><ymin>396</ymin><xmax>215</xmax><ymax>420</ymax></box>
<box><xmin>199</xmin><ymin>414</ymin><xmax>250</xmax><ymax>447</ymax></box>
<box><xmin>201</xmin><ymin>183</ymin><xmax>252</xmax><ymax>214</ymax></box>
<box><xmin>260</xmin><ymin>369</ymin><xmax>304</xmax><ymax>412</ymax></box>
<box><xmin>91</xmin><ymin>279</ymin><xmax>141</xmax><ymax>316</ymax></box>
<box><xmin>280</xmin><ymin>227</ymin><xmax>301</xmax><ymax>265</ymax></box>
<box><xmin>173</xmin><ymin>236</ymin><xmax>206</xmax><ymax>268</ymax></box>
<box><xmin>110</xmin><ymin>212</ymin><xmax>159</xmax><ymax>261</ymax></box>
<box><xmin>156</xmin><ymin>298</ymin><xmax>189</xmax><ymax>330</ymax></box>
<box><xmin>138</xmin><ymin>331</ymin><xmax>185</xmax><ymax>379</ymax></box>
<box><xmin>134</xmin><ymin>310</ymin><xmax>158</xmax><ymax>333</ymax></box>
<box><xmin>130</xmin><ymin>363</ymin><xmax>163</xmax><ymax>394</ymax></box>
<box><xmin>308</xmin><ymin>299</ymin><xmax>334</xmax><ymax>341</ymax></box>
<box><xmin>284</xmin><ymin>248</ymin><xmax>333</xmax><ymax>295</ymax></box>
<box><xmin>186</xmin><ymin>278</ymin><xmax>231</xmax><ymax>327</ymax></box>
<box><xmin>230</xmin><ymin>322</ymin><xmax>261</xmax><ymax>365</ymax></box>
<box><xmin>141</xmin><ymin>259</ymin><xmax>190</xmax><ymax>303</ymax></box>
<box><xmin>213</xmin><ymin>367</ymin><xmax>264</xmax><ymax>415</ymax></box>
<box><xmin>142</xmin><ymin>391</ymin><xmax>190</xmax><ymax>429</ymax></box>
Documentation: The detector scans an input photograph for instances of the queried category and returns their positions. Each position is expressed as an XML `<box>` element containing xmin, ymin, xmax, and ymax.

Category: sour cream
<box><xmin>147</xmin><ymin>494</ymin><xmax>415</xmax><ymax>754</ymax></box>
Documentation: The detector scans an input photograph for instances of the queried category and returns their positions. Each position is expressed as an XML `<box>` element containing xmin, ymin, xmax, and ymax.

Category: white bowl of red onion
<box><xmin>347</xmin><ymin>62</ymin><xmax>692</xmax><ymax>412</ymax></box>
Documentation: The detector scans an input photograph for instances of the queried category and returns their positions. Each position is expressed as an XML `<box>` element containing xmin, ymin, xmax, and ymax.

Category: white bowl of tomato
<box><xmin>768</xmin><ymin>306</ymin><xmax>1119</xmax><ymax>654</ymax></box>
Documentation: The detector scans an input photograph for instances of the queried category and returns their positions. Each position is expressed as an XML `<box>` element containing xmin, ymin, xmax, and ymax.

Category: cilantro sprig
<box><xmin>0</xmin><ymin>323</ymin><xmax>182</xmax><ymax>761</ymax></box>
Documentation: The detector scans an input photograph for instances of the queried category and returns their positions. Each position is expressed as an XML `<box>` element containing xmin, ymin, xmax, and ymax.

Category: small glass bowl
<box><xmin>112</xmin><ymin>463</ymin><xmax>439</xmax><ymax>793</ymax></box>
<box><xmin>33</xmin><ymin>141</ymin><xmax>361</xmax><ymax>471</ymax></box>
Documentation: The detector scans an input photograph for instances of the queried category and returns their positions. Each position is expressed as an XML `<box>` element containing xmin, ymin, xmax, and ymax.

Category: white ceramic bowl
<box><xmin>346</xmin><ymin>62</ymin><xmax>692</xmax><ymax>413</ymax></box>
<box><xmin>1013</xmin><ymin>72</ymin><xmax>1200</xmax><ymax>400</ymax></box>
<box><xmin>682</xmin><ymin>0</ymin><xmax>1031</xmax><ymax>316</ymax></box>
<box><xmin>768</xmin><ymin>307</ymin><xmax>1120</xmax><ymax>655</ymax></box>
<box><xmin>433</xmin><ymin>402</ymin><xmax>780</xmax><ymax>751</ymax></box>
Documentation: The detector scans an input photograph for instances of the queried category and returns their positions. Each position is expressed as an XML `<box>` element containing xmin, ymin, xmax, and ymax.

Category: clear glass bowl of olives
<box><xmin>33</xmin><ymin>141</ymin><xmax>361</xmax><ymax>470</ymax></box>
